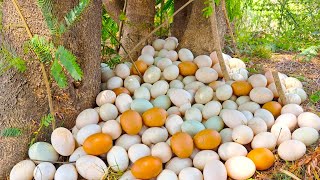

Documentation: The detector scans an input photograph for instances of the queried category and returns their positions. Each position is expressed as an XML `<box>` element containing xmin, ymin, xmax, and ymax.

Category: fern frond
<box><xmin>29</xmin><ymin>35</ymin><xmax>54</xmax><ymax>63</ymax></box>
<box><xmin>36</xmin><ymin>0</ymin><xmax>59</xmax><ymax>35</ymax></box>
<box><xmin>60</xmin><ymin>0</ymin><xmax>90</xmax><ymax>34</ymax></box>
<box><xmin>50</xmin><ymin>59</ymin><xmax>67</xmax><ymax>88</ymax></box>
<box><xmin>0</xmin><ymin>43</ymin><xmax>27</xmax><ymax>75</ymax></box>
<box><xmin>40</xmin><ymin>114</ymin><xmax>54</xmax><ymax>127</ymax></box>
<box><xmin>1</xmin><ymin>128</ymin><xmax>22</xmax><ymax>137</ymax></box>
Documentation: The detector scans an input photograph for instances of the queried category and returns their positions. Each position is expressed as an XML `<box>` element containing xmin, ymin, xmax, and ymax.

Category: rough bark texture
<box><xmin>0</xmin><ymin>0</ymin><xmax>101</xmax><ymax>178</ymax></box>
<box><xmin>102</xmin><ymin>0</ymin><xmax>124</xmax><ymax>25</ymax></box>
<box><xmin>120</xmin><ymin>0</ymin><xmax>155</xmax><ymax>60</ymax></box>
<box><xmin>172</xmin><ymin>0</ymin><xmax>227</xmax><ymax>56</ymax></box>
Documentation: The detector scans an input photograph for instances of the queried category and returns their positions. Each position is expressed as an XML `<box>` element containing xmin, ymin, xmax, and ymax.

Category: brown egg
<box><xmin>247</xmin><ymin>148</ymin><xmax>275</xmax><ymax>170</ymax></box>
<box><xmin>171</xmin><ymin>132</ymin><xmax>194</xmax><ymax>158</ymax></box>
<box><xmin>231</xmin><ymin>81</ymin><xmax>253</xmax><ymax>96</ymax></box>
<box><xmin>120</xmin><ymin>110</ymin><xmax>143</xmax><ymax>135</ymax></box>
<box><xmin>131</xmin><ymin>60</ymin><xmax>148</xmax><ymax>75</ymax></box>
<box><xmin>193</xmin><ymin>129</ymin><xmax>221</xmax><ymax>150</ymax></box>
<box><xmin>83</xmin><ymin>133</ymin><xmax>113</xmax><ymax>155</ymax></box>
<box><xmin>142</xmin><ymin>107</ymin><xmax>167</xmax><ymax>127</ymax></box>
<box><xmin>131</xmin><ymin>156</ymin><xmax>163</xmax><ymax>179</ymax></box>
<box><xmin>262</xmin><ymin>101</ymin><xmax>282</xmax><ymax>117</ymax></box>
<box><xmin>113</xmin><ymin>87</ymin><xmax>130</xmax><ymax>96</ymax></box>
<box><xmin>178</xmin><ymin>62</ymin><xmax>198</xmax><ymax>76</ymax></box>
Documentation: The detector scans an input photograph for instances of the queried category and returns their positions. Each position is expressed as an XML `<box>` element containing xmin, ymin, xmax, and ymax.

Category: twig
<box><xmin>272</xmin><ymin>71</ymin><xmax>287</xmax><ymax>105</ymax></box>
<box><xmin>116</xmin><ymin>0</ymin><xmax>127</xmax><ymax>52</ymax></box>
<box><xmin>128</xmin><ymin>0</ymin><xmax>195</xmax><ymax>56</ymax></box>
<box><xmin>30</xmin><ymin>159</ymin><xmax>75</xmax><ymax>164</ymax></box>
<box><xmin>106</xmin><ymin>29</ymin><xmax>142</xmax><ymax>78</ymax></box>
<box><xmin>279</xmin><ymin>169</ymin><xmax>302</xmax><ymax>180</ymax></box>
<box><xmin>11</xmin><ymin>0</ymin><xmax>56</xmax><ymax>129</ymax></box>
<box><xmin>209</xmin><ymin>1</ymin><xmax>230</xmax><ymax>81</ymax></box>
<box><xmin>221</xmin><ymin>0</ymin><xmax>239</xmax><ymax>57</ymax></box>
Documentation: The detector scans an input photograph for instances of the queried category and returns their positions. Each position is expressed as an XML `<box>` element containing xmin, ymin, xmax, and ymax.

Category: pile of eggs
<box><xmin>10</xmin><ymin>37</ymin><xmax>320</xmax><ymax>180</ymax></box>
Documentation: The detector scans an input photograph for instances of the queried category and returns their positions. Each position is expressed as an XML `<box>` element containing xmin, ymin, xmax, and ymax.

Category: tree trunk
<box><xmin>0</xmin><ymin>0</ymin><xmax>101</xmax><ymax>178</ymax></box>
<box><xmin>102</xmin><ymin>0</ymin><xmax>124</xmax><ymax>25</ymax></box>
<box><xmin>172</xmin><ymin>0</ymin><xmax>227</xmax><ymax>56</ymax></box>
<box><xmin>119</xmin><ymin>0</ymin><xmax>155</xmax><ymax>60</ymax></box>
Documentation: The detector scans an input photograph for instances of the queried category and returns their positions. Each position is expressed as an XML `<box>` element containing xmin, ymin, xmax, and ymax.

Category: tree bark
<box><xmin>102</xmin><ymin>0</ymin><xmax>124</xmax><ymax>25</ymax></box>
<box><xmin>120</xmin><ymin>0</ymin><xmax>155</xmax><ymax>60</ymax></box>
<box><xmin>172</xmin><ymin>0</ymin><xmax>227</xmax><ymax>56</ymax></box>
<box><xmin>0</xmin><ymin>0</ymin><xmax>101</xmax><ymax>178</ymax></box>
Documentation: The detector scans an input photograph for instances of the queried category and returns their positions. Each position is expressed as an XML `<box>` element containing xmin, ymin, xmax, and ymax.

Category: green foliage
<box><xmin>0</xmin><ymin>128</ymin><xmax>22</xmax><ymax>137</ymax></box>
<box><xmin>55</xmin><ymin>46</ymin><xmax>83</xmax><ymax>81</ymax></box>
<box><xmin>0</xmin><ymin>43</ymin><xmax>27</xmax><ymax>75</ymax></box>
<box><xmin>29</xmin><ymin>35</ymin><xmax>54</xmax><ymax>63</ymax></box>
<box><xmin>63</xmin><ymin>0</ymin><xmax>90</xmax><ymax>32</ymax></box>
<box><xmin>251</xmin><ymin>45</ymin><xmax>272</xmax><ymax>59</ymax></box>
<box><xmin>105</xmin><ymin>54</ymin><xmax>121</xmax><ymax>69</ymax></box>
<box><xmin>202</xmin><ymin>0</ymin><xmax>214</xmax><ymax>18</ymax></box>
<box><xmin>297</xmin><ymin>45</ymin><xmax>320</xmax><ymax>62</ymax></box>
<box><xmin>37</xmin><ymin>0</ymin><xmax>59</xmax><ymax>34</ymax></box>
<box><xmin>30</xmin><ymin>114</ymin><xmax>54</xmax><ymax>146</ymax></box>
<box><xmin>155</xmin><ymin>0</ymin><xmax>174</xmax><ymax>36</ymax></box>
<box><xmin>310</xmin><ymin>91</ymin><xmax>320</xmax><ymax>104</ymax></box>
<box><xmin>50</xmin><ymin>59</ymin><xmax>67</xmax><ymax>88</ymax></box>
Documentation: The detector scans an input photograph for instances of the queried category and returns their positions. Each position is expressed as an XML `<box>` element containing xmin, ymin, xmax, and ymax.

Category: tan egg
<box><xmin>232</xmin><ymin>125</ymin><xmax>254</xmax><ymax>144</ymax></box>
<box><xmin>99</xmin><ymin>103</ymin><xmax>118</xmax><ymax>121</ymax></box>
<box><xmin>107</xmin><ymin>76</ymin><xmax>123</xmax><ymax>90</ymax></box>
<box><xmin>138</xmin><ymin>54</ymin><xmax>154</xmax><ymax>65</ymax></box>
<box><xmin>251</xmin><ymin>132</ymin><xmax>277</xmax><ymax>150</ymax></box>
<box><xmin>210</xmin><ymin>51</ymin><xmax>219</xmax><ymax>64</ymax></box>
<box><xmin>96</xmin><ymin>90</ymin><xmax>116</xmax><ymax>106</ymax></box>
<box><xmin>10</xmin><ymin>160</ymin><xmax>35</xmax><ymax>180</ymax></box>
<box><xmin>195</xmin><ymin>86</ymin><xmax>214</xmax><ymax>104</ymax></box>
<box><xmin>141</xmin><ymin>45</ymin><xmax>155</xmax><ymax>56</ymax></box>
<box><xmin>216</xmin><ymin>84</ymin><xmax>233</xmax><ymax>101</ymax></box>
<box><xmin>193</xmin><ymin>150</ymin><xmax>219</xmax><ymax>170</ymax></box>
<box><xmin>248</xmin><ymin>74</ymin><xmax>267</xmax><ymax>87</ymax></box>
<box><xmin>278</xmin><ymin>140</ymin><xmax>306</xmax><ymax>161</ymax></box>
<box><xmin>76</xmin><ymin>155</ymin><xmax>107</xmax><ymax>179</ymax></box>
<box><xmin>115</xmin><ymin>64</ymin><xmax>130</xmax><ymax>79</ymax></box>
<box><xmin>151</xmin><ymin>142</ymin><xmax>172</xmax><ymax>163</ymax></box>
<box><xmin>143</xmin><ymin>66</ymin><xmax>161</xmax><ymax>83</ymax></box>
<box><xmin>134</xmin><ymin>86</ymin><xmax>151</xmax><ymax>100</ymax></box>
<box><xmin>165</xmin><ymin>157</ymin><xmax>192</xmax><ymax>175</ymax></box>
<box><xmin>102</xmin><ymin>120</ymin><xmax>122</xmax><ymax>140</ymax></box>
<box><xmin>203</xmin><ymin>160</ymin><xmax>227</xmax><ymax>180</ymax></box>
<box><xmin>163</xmin><ymin>64</ymin><xmax>179</xmax><ymax>80</ymax></box>
<box><xmin>195</xmin><ymin>67</ymin><xmax>218</xmax><ymax>83</ymax></box>
<box><xmin>76</xmin><ymin>124</ymin><xmax>101</xmax><ymax>145</ymax></box>
<box><xmin>178</xmin><ymin>48</ymin><xmax>194</xmax><ymax>62</ymax></box>
<box><xmin>202</xmin><ymin>101</ymin><xmax>222</xmax><ymax>119</ymax></box>
<box><xmin>165</xmin><ymin>114</ymin><xmax>183</xmax><ymax>135</ymax></box>
<box><xmin>220</xmin><ymin>128</ymin><xmax>233</xmax><ymax>143</ymax></box>
<box><xmin>271</xmin><ymin>124</ymin><xmax>291</xmax><ymax>145</ymax></box>
<box><xmin>194</xmin><ymin>55</ymin><xmax>212</xmax><ymax>68</ymax></box>
<box><xmin>225</xmin><ymin>156</ymin><xmax>256</xmax><ymax>180</ymax></box>
<box><xmin>275</xmin><ymin>113</ymin><xmax>297</xmax><ymax>131</ymax></box>
<box><xmin>238</xmin><ymin>101</ymin><xmax>261</xmax><ymax>113</ymax></box>
<box><xmin>218</xmin><ymin>142</ymin><xmax>248</xmax><ymax>161</ymax></box>
<box><xmin>115</xmin><ymin>134</ymin><xmax>141</xmax><ymax>150</ymax></box>
<box><xmin>76</xmin><ymin>108</ymin><xmax>99</xmax><ymax>129</ymax></box>
<box><xmin>128</xmin><ymin>144</ymin><xmax>151</xmax><ymax>163</ymax></box>
<box><xmin>247</xmin><ymin>117</ymin><xmax>268</xmax><ymax>135</ymax></box>
<box><xmin>152</xmin><ymin>39</ymin><xmax>166</xmax><ymax>51</ymax></box>
<box><xmin>151</xmin><ymin>80</ymin><xmax>169</xmax><ymax>98</ymax></box>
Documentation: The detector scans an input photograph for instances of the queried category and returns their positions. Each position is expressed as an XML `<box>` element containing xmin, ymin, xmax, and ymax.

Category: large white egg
<box><xmin>218</xmin><ymin>142</ymin><xmax>248</xmax><ymax>161</ymax></box>
<box><xmin>134</xmin><ymin>86</ymin><xmax>151</xmax><ymax>100</ymax></box>
<box><xmin>202</xmin><ymin>101</ymin><xmax>222</xmax><ymax>119</ymax></box>
<box><xmin>165</xmin><ymin>114</ymin><xmax>183</xmax><ymax>135</ymax></box>
<box><xmin>157</xmin><ymin>58</ymin><xmax>172</xmax><ymax>71</ymax></box>
<box><xmin>193</xmin><ymin>150</ymin><xmax>219</xmax><ymax>170</ymax></box>
<box><xmin>76</xmin><ymin>108</ymin><xmax>99</xmax><ymax>129</ymax></box>
<box><xmin>225</xmin><ymin>156</ymin><xmax>256</xmax><ymax>180</ymax></box>
<box><xmin>220</xmin><ymin>128</ymin><xmax>233</xmax><ymax>143</ymax></box>
<box><xmin>298</xmin><ymin>112</ymin><xmax>320</xmax><ymax>130</ymax></box>
<box><xmin>163</xmin><ymin>64</ymin><xmax>179</xmax><ymax>80</ymax></box>
<box><xmin>158</xmin><ymin>49</ymin><xmax>169</xmax><ymax>58</ymax></box>
<box><xmin>151</xmin><ymin>80</ymin><xmax>169</xmax><ymax>98</ymax></box>
<box><xmin>178</xmin><ymin>48</ymin><xmax>194</xmax><ymax>62</ymax></box>
<box><xmin>153</xmin><ymin>39</ymin><xmax>166</xmax><ymax>51</ymax></box>
<box><xmin>165</xmin><ymin>157</ymin><xmax>193</xmax><ymax>174</ymax></box>
<box><xmin>249</xmin><ymin>87</ymin><xmax>274</xmax><ymax>104</ymax></box>
<box><xmin>271</xmin><ymin>124</ymin><xmax>291</xmax><ymax>145</ymax></box>
<box><xmin>222</xmin><ymin>100</ymin><xmax>238</xmax><ymax>110</ymax></box>
<box><xmin>119</xmin><ymin>170</ymin><xmax>135</xmax><ymax>180</ymax></box>
<box><xmin>141</xmin><ymin>45</ymin><xmax>155</xmax><ymax>56</ymax></box>
<box><xmin>54</xmin><ymin>164</ymin><xmax>78</xmax><ymax>180</ymax></box>
<box><xmin>284</xmin><ymin>77</ymin><xmax>303</xmax><ymax>89</ymax></box>
<box><xmin>33</xmin><ymin>162</ymin><xmax>56</xmax><ymax>180</ymax></box>
<box><xmin>281</xmin><ymin>104</ymin><xmax>304</xmax><ymax>116</ymax></box>
<box><xmin>216</xmin><ymin>84</ymin><xmax>233</xmax><ymax>101</ymax></box>
<box><xmin>128</xmin><ymin>144</ymin><xmax>151</xmax><ymax>163</ymax></box>
<box><xmin>142</xmin><ymin>127</ymin><xmax>168</xmax><ymax>146</ymax></box>
<box><xmin>28</xmin><ymin>142</ymin><xmax>59</xmax><ymax>162</ymax></box>
<box><xmin>101</xmin><ymin>68</ymin><xmax>115</xmax><ymax>83</ymax></box>
<box><xmin>179</xmin><ymin>167</ymin><xmax>203</xmax><ymax>180</ymax></box>
<box><xmin>292</xmin><ymin>127</ymin><xmax>319</xmax><ymax>146</ymax></box>
<box><xmin>169</xmin><ymin>80</ymin><xmax>184</xmax><ymax>89</ymax></box>
<box><xmin>221</xmin><ymin>109</ymin><xmax>247</xmax><ymax>128</ymax></box>
<box><xmin>138</xmin><ymin>54</ymin><xmax>154</xmax><ymax>65</ymax></box>
<box><xmin>76</xmin><ymin>124</ymin><xmax>101</xmax><ymax>145</ymax></box>
<box><xmin>195</xmin><ymin>67</ymin><xmax>218</xmax><ymax>83</ymax></box>
<box><xmin>102</xmin><ymin>120</ymin><xmax>122</xmax><ymax>140</ymax></box>
<box><xmin>51</xmin><ymin>127</ymin><xmax>75</xmax><ymax>156</ymax></box>
<box><xmin>284</xmin><ymin>93</ymin><xmax>302</xmax><ymax>105</ymax></box>
<box><xmin>254</xmin><ymin>108</ymin><xmax>275</xmax><ymax>128</ymax></box>
<box><xmin>99</xmin><ymin>103</ymin><xmax>119</xmax><ymax>121</ymax></box>
<box><xmin>69</xmin><ymin>146</ymin><xmax>87</xmax><ymax>162</ymax></box>
<box><xmin>76</xmin><ymin>155</ymin><xmax>107</xmax><ymax>179</ymax></box>
<box><xmin>182</xmin><ymin>76</ymin><xmax>196</xmax><ymax>85</ymax></box>
<box><xmin>10</xmin><ymin>160</ymin><xmax>35</xmax><ymax>180</ymax></box>
<box><xmin>194</xmin><ymin>55</ymin><xmax>212</xmax><ymax>68</ymax></box>
<box><xmin>287</xmin><ymin>87</ymin><xmax>307</xmax><ymax>102</ymax></box>
<box><xmin>232</xmin><ymin>125</ymin><xmax>254</xmax><ymax>144</ymax></box>
<box><xmin>248</xmin><ymin>74</ymin><xmax>267</xmax><ymax>87</ymax></box>
<box><xmin>236</xmin><ymin>96</ymin><xmax>251</xmax><ymax>105</ymax></box>
<box><xmin>278</xmin><ymin>140</ymin><xmax>306</xmax><ymax>161</ymax></box>
<box><xmin>204</xmin><ymin>116</ymin><xmax>224</xmax><ymax>132</ymax></box>
<box><xmin>166</xmin><ymin>50</ymin><xmax>179</xmax><ymax>61</ymax></box>
<box><xmin>115</xmin><ymin>93</ymin><xmax>133</xmax><ymax>113</ymax></box>
<box><xmin>107</xmin><ymin>146</ymin><xmax>129</xmax><ymax>172</ymax></box>
<box><xmin>115</xmin><ymin>64</ymin><xmax>130</xmax><ymax>79</ymax></box>
<box><xmin>203</xmin><ymin>160</ymin><xmax>227</xmax><ymax>180</ymax></box>
<box><xmin>115</xmin><ymin>134</ymin><xmax>141</xmax><ymax>150</ymax></box>
<box><xmin>143</xmin><ymin>66</ymin><xmax>161</xmax><ymax>83</ymax></box>
<box><xmin>194</xmin><ymin>86</ymin><xmax>214</xmax><ymax>104</ymax></box>
<box><xmin>96</xmin><ymin>90</ymin><xmax>116</xmax><ymax>106</ymax></box>
<box><xmin>151</xmin><ymin>142</ymin><xmax>172</xmax><ymax>163</ymax></box>
<box><xmin>107</xmin><ymin>76</ymin><xmax>123</xmax><ymax>90</ymax></box>
<box><xmin>251</xmin><ymin>132</ymin><xmax>277</xmax><ymax>150</ymax></box>
<box><xmin>238</xmin><ymin>101</ymin><xmax>261</xmax><ymax>113</ymax></box>
<box><xmin>275</xmin><ymin>113</ymin><xmax>297</xmax><ymax>131</ymax></box>
<box><xmin>242</xmin><ymin>110</ymin><xmax>254</xmax><ymax>121</ymax></box>
<box><xmin>157</xmin><ymin>169</ymin><xmax>178</xmax><ymax>180</ymax></box>
<box><xmin>124</xmin><ymin>76</ymin><xmax>140</xmax><ymax>93</ymax></box>
<box><xmin>247</xmin><ymin>117</ymin><xmax>268</xmax><ymax>135</ymax></box>
<box><xmin>168</xmin><ymin>88</ymin><xmax>191</xmax><ymax>107</ymax></box>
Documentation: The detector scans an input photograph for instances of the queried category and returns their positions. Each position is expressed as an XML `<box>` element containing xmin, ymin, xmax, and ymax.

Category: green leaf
<box><xmin>55</xmin><ymin>46</ymin><xmax>83</xmax><ymax>81</ymax></box>
<box><xmin>310</xmin><ymin>91</ymin><xmax>320</xmax><ymax>104</ymax></box>
<box><xmin>36</xmin><ymin>0</ymin><xmax>59</xmax><ymax>35</ymax></box>
<box><xmin>40</xmin><ymin>114</ymin><xmax>54</xmax><ymax>127</ymax></box>
<box><xmin>29</xmin><ymin>35</ymin><xmax>54</xmax><ymax>63</ymax></box>
<box><xmin>0</xmin><ymin>43</ymin><xmax>27</xmax><ymax>75</ymax></box>
<box><xmin>1</xmin><ymin>128</ymin><xmax>22</xmax><ymax>137</ymax></box>
<box><xmin>202</xmin><ymin>0</ymin><xmax>214</xmax><ymax>18</ymax></box>
<box><xmin>62</xmin><ymin>0</ymin><xmax>90</xmax><ymax>33</ymax></box>
<box><xmin>50</xmin><ymin>59</ymin><xmax>67</xmax><ymax>88</ymax></box>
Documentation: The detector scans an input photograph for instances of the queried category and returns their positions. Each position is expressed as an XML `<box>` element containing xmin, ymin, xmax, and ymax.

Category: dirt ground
<box><xmin>245</xmin><ymin>53</ymin><xmax>320</xmax><ymax>180</ymax></box>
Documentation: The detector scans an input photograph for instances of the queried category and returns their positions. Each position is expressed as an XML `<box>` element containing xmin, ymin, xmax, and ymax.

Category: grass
<box><xmin>100</xmin><ymin>166</ymin><xmax>124</xmax><ymax>180</ymax></box>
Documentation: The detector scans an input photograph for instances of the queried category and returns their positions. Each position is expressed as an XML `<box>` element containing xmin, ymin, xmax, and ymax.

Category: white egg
<box><xmin>178</xmin><ymin>167</ymin><xmax>203</xmax><ymax>180</ymax></box>
<box><xmin>164</xmin><ymin>38</ymin><xmax>177</xmax><ymax>50</ymax></box>
<box><xmin>33</xmin><ymin>162</ymin><xmax>56</xmax><ymax>180</ymax></box>
<box><xmin>166</xmin><ymin>50</ymin><xmax>179</xmax><ymax>61</ymax></box>
<box><xmin>220</xmin><ymin>128</ymin><xmax>233</xmax><ymax>143</ymax></box>
<box><xmin>107</xmin><ymin>146</ymin><xmax>129</xmax><ymax>172</ymax></box>
<box><xmin>10</xmin><ymin>160</ymin><xmax>35</xmax><ymax>180</ymax></box>
<box><xmin>152</xmin><ymin>39</ymin><xmax>166</xmax><ymax>51</ymax></box>
<box><xmin>115</xmin><ymin>64</ymin><xmax>130</xmax><ymax>79</ymax></box>
<box><xmin>54</xmin><ymin>164</ymin><xmax>78</xmax><ymax>180</ymax></box>
<box><xmin>193</xmin><ymin>150</ymin><xmax>219</xmax><ymax>170</ymax></box>
<box><xmin>221</xmin><ymin>109</ymin><xmax>247</xmax><ymax>128</ymax></box>
<box><xmin>151</xmin><ymin>80</ymin><xmax>169</xmax><ymax>98</ymax></box>
<box><xmin>141</xmin><ymin>45</ymin><xmax>155</xmax><ymax>56</ymax></box>
<box><xmin>271</xmin><ymin>124</ymin><xmax>292</xmax><ymax>145</ymax></box>
<box><xmin>168</xmin><ymin>88</ymin><xmax>192</xmax><ymax>107</ymax></box>
<box><xmin>115</xmin><ymin>93</ymin><xmax>133</xmax><ymax>113</ymax></box>
<box><xmin>222</xmin><ymin>100</ymin><xmax>238</xmax><ymax>110</ymax></box>
<box><xmin>143</xmin><ymin>66</ymin><xmax>161</xmax><ymax>83</ymax></box>
<box><xmin>167</xmin><ymin>106</ymin><xmax>181</xmax><ymax>116</ymax></box>
<box><xmin>232</xmin><ymin>125</ymin><xmax>254</xmax><ymax>144</ymax></box>
<box><xmin>120</xmin><ymin>170</ymin><xmax>135</xmax><ymax>180</ymax></box>
<box><xmin>218</xmin><ymin>142</ymin><xmax>248</xmax><ymax>161</ymax></box>
<box><xmin>249</xmin><ymin>87</ymin><xmax>274</xmax><ymax>104</ymax></box>
<box><xmin>128</xmin><ymin>144</ymin><xmax>151</xmax><ymax>163</ymax></box>
<box><xmin>194</xmin><ymin>86</ymin><xmax>214</xmax><ymax>104</ymax></box>
<box><xmin>225</xmin><ymin>156</ymin><xmax>256</xmax><ymax>180</ymax></box>
<box><xmin>203</xmin><ymin>160</ymin><xmax>227</xmax><ymax>180</ymax></box>
<box><xmin>195</xmin><ymin>67</ymin><xmax>218</xmax><ymax>83</ymax></box>
<box><xmin>134</xmin><ymin>86</ymin><xmax>151</xmax><ymax>100</ymax></box>
<box><xmin>275</xmin><ymin>113</ymin><xmax>297</xmax><ymax>131</ymax></box>
<box><xmin>28</xmin><ymin>142</ymin><xmax>59</xmax><ymax>162</ymax></box>
<box><xmin>151</xmin><ymin>142</ymin><xmax>172</xmax><ymax>163</ymax></box>
<box><xmin>138</xmin><ymin>54</ymin><xmax>154</xmax><ymax>65</ymax></box>
<box><xmin>76</xmin><ymin>124</ymin><xmax>101</xmax><ymax>145</ymax></box>
<box><xmin>165</xmin><ymin>157</ymin><xmax>192</xmax><ymax>174</ymax></box>
<box><xmin>76</xmin><ymin>155</ymin><xmax>107</xmax><ymax>179</ymax></box>
<box><xmin>96</xmin><ymin>90</ymin><xmax>116</xmax><ymax>106</ymax></box>
<box><xmin>165</xmin><ymin>114</ymin><xmax>183</xmax><ymax>135</ymax></box>
<box><xmin>124</xmin><ymin>76</ymin><xmax>140</xmax><ymax>93</ymax></box>
<box><xmin>202</xmin><ymin>101</ymin><xmax>222</xmax><ymax>119</ymax></box>
<box><xmin>216</xmin><ymin>84</ymin><xmax>233</xmax><ymax>101</ymax></box>
<box><xmin>51</xmin><ymin>127</ymin><xmax>75</xmax><ymax>156</ymax></box>
<box><xmin>178</xmin><ymin>48</ymin><xmax>194</xmax><ymax>62</ymax></box>
<box><xmin>242</xmin><ymin>110</ymin><xmax>254</xmax><ymax>121</ymax></box>
<box><xmin>99</xmin><ymin>103</ymin><xmax>119</xmax><ymax>121</ymax></box>
<box><xmin>115</xmin><ymin>134</ymin><xmax>141</xmax><ymax>150</ymax></box>
<box><xmin>142</xmin><ymin>127</ymin><xmax>168</xmax><ymax>146</ymax></box>
<box><xmin>251</xmin><ymin>132</ymin><xmax>277</xmax><ymax>150</ymax></box>
<box><xmin>194</xmin><ymin>55</ymin><xmax>212</xmax><ymax>68</ymax></box>
<box><xmin>163</xmin><ymin>64</ymin><xmax>179</xmax><ymax>80</ymax></box>
<box><xmin>107</xmin><ymin>76</ymin><xmax>123</xmax><ymax>90</ymax></box>
<box><xmin>76</xmin><ymin>108</ymin><xmax>99</xmax><ymax>129</ymax></box>
<box><xmin>278</xmin><ymin>140</ymin><xmax>306</xmax><ymax>161</ymax></box>
<box><xmin>298</xmin><ymin>112</ymin><xmax>320</xmax><ymax>130</ymax></box>
<box><xmin>158</xmin><ymin>49</ymin><xmax>169</xmax><ymax>58</ymax></box>
<box><xmin>102</xmin><ymin>120</ymin><xmax>122</xmax><ymax>140</ymax></box>
<box><xmin>157</xmin><ymin>170</ymin><xmax>178</xmax><ymax>180</ymax></box>
<box><xmin>157</xmin><ymin>58</ymin><xmax>172</xmax><ymax>71</ymax></box>
<box><xmin>69</xmin><ymin>146</ymin><xmax>87</xmax><ymax>162</ymax></box>
<box><xmin>292</xmin><ymin>127</ymin><xmax>319</xmax><ymax>146</ymax></box>
<box><xmin>236</xmin><ymin>96</ymin><xmax>251</xmax><ymax>105</ymax></box>
<box><xmin>248</xmin><ymin>74</ymin><xmax>267</xmax><ymax>87</ymax></box>
<box><xmin>254</xmin><ymin>108</ymin><xmax>275</xmax><ymax>128</ymax></box>
<box><xmin>238</xmin><ymin>101</ymin><xmax>261</xmax><ymax>113</ymax></box>
<box><xmin>247</xmin><ymin>117</ymin><xmax>268</xmax><ymax>135</ymax></box>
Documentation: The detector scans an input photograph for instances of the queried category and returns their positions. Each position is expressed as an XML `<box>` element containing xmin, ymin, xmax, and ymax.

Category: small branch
<box><xmin>209</xmin><ymin>2</ymin><xmax>230</xmax><ymax>81</ymax></box>
<box><xmin>11</xmin><ymin>0</ymin><xmax>56</xmax><ymax>129</ymax></box>
<box><xmin>279</xmin><ymin>169</ymin><xmax>302</xmax><ymax>180</ymax></box>
<box><xmin>272</xmin><ymin>71</ymin><xmax>287</xmax><ymax>105</ymax></box>
<box><xmin>116</xmin><ymin>0</ymin><xmax>127</xmax><ymax>52</ymax></box>
<box><xmin>30</xmin><ymin>158</ymin><xmax>75</xmax><ymax>164</ymax></box>
<box><xmin>221</xmin><ymin>0</ymin><xmax>239</xmax><ymax>57</ymax></box>
<box><xmin>128</xmin><ymin>0</ymin><xmax>195</xmax><ymax>56</ymax></box>
<box><xmin>106</xmin><ymin>29</ymin><xmax>142</xmax><ymax>78</ymax></box>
